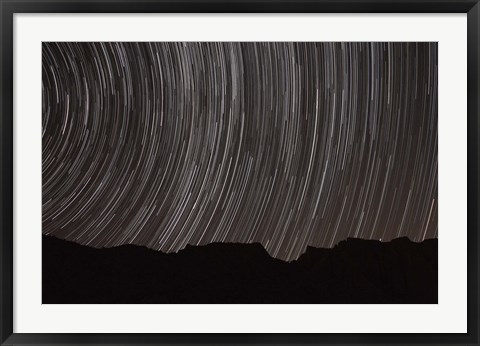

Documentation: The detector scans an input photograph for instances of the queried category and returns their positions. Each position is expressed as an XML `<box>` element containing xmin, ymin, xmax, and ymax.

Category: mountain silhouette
<box><xmin>42</xmin><ymin>235</ymin><xmax>437</xmax><ymax>304</ymax></box>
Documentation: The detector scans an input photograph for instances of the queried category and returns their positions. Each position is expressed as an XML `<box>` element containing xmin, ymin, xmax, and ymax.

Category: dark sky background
<box><xmin>42</xmin><ymin>42</ymin><xmax>437</xmax><ymax>261</ymax></box>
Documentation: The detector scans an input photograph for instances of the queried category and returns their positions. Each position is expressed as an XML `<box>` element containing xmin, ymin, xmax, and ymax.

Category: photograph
<box><xmin>2</xmin><ymin>1</ymin><xmax>479</xmax><ymax>343</ymax></box>
<box><xmin>41</xmin><ymin>41</ymin><xmax>438</xmax><ymax>304</ymax></box>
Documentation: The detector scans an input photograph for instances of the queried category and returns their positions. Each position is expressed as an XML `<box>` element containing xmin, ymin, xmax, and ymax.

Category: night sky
<box><xmin>42</xmin><ymin>42</ymin><xmax>437</xmax><ymax>261</ymax></box>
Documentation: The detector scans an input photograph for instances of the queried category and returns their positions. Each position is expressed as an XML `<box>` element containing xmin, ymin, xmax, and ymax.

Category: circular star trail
<box><xmin>42</xmin><ymin>42</ymin><xmax>438</xmax><ymax>261</ymax></box>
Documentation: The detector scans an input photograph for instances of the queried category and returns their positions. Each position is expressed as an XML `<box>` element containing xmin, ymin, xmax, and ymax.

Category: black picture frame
<box><xmin>1</xmin><ymin>0</ymin><xmax>479</xmax><ymax>345</ymax></box>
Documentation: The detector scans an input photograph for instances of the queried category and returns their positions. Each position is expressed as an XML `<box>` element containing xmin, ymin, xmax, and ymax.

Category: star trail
<box><xmin>42</xmin><ymin>42</ymin><xmax>437</xmax><ymax>261</ymax></box>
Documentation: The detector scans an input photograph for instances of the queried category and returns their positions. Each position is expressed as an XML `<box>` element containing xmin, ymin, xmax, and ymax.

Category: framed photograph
<box><xmin>1</xmin><ymin>0</ymin><xmax>479</xmax><ymax>345</ymax></box>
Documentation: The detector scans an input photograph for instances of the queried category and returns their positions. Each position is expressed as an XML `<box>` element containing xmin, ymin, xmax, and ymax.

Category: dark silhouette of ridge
<box><xmin>42</xmin><ymin>235</ymin><xmax>437</xmax><ymax>304</ymax></box>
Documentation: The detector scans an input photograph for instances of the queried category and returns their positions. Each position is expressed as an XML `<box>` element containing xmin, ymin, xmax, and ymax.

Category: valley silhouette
<box><xmin>42</xmin><ymin>235</ymin><xmax>437</xmax><ymax>304</ymax></box>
